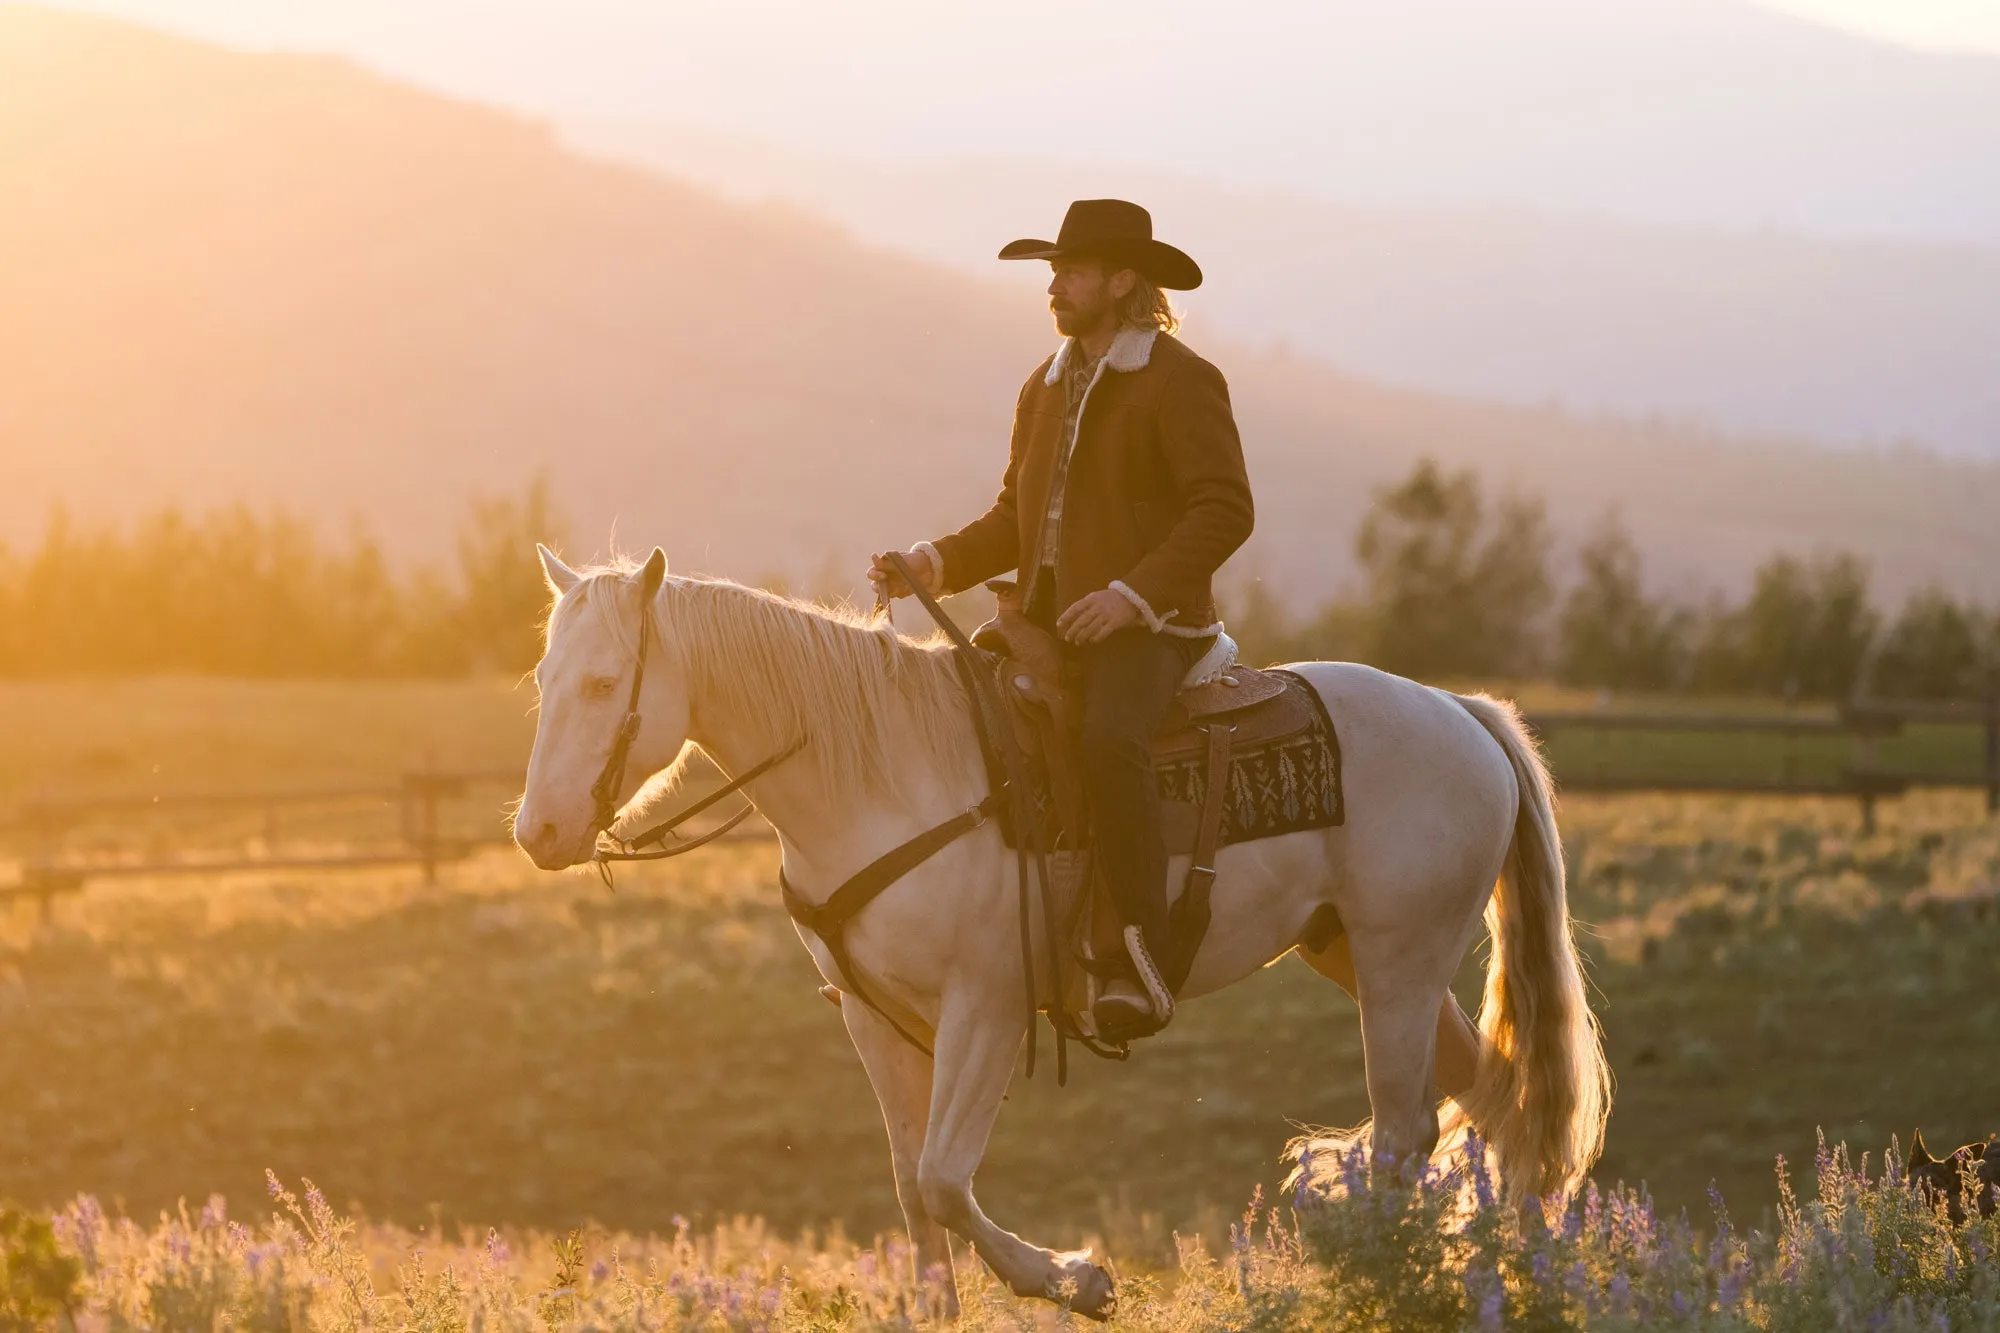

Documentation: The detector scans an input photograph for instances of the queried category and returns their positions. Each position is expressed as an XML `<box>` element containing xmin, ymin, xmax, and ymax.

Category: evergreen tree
<box><xmin>1355</xmin><ymin>460</ymin><xmax>1551</xmax><ymax>679</ymax></box>
<box><xmin>1556</xmin><ymin>516</ymin><xmax>1688</xmax><ymax>692</ymax></box>
<box><xmin>1871</xmin><ymin>588</ymin><xmax>1989</xmax><ymax>700</ymax></box>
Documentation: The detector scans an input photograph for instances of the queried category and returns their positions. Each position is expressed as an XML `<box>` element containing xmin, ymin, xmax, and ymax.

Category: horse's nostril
<box><xmin>536</xmin><ymin>822</ymin><xmax>560</xmax><ymax>849</ymax></box>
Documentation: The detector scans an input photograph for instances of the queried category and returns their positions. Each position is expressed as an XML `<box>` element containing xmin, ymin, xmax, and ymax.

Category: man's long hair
<box><xmin>1118</xmin><ymin>272</ymin><xmax>1181</xmax><ymax>336</ymax></box>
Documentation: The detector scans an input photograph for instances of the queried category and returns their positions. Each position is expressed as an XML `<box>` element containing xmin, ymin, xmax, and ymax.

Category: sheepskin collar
<box><xmin>1043</xmin><ymin>326</ymin><xmax>1158</xmax><ymax>386</ymax></box>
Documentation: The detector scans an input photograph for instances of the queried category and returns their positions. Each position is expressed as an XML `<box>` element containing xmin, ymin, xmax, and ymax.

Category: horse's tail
<box><xmin>1444</xmin><ymin>693</ymin><xmax>1610</xmax><ymax>1207</ymax></box>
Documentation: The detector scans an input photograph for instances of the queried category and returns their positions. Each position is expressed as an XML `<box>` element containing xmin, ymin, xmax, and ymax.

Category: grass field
<box><xmin>2</xmin><ymin>679</ymin><xmax>1998</xmax><ymax>1264</ymax></box>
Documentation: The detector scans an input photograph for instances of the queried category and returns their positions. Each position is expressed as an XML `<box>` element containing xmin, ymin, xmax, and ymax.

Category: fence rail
<box><xmin>1525</xmin><ymin>693</ymin><xmax>2000</xmax><ymax>830</ymax></box>
<box><xmin>0</xmin><ymin>766</ymin><xmax>768</xmax><ymax>918</ymax></box>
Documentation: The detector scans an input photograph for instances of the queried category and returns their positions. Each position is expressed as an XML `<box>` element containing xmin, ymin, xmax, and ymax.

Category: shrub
<box><xmin>0</xmin><ymin>1204</ymin><xmax>80</xmax><ymax>1332</ymax></box>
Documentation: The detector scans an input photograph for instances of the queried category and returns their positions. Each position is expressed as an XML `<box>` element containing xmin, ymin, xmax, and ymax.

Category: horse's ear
<box><xmin>1912</xmin><ymin>1130</ymin><xmax>1932</xmax><ymax>1163</ymax></box>
<box><xmin>639</xmin><ymin>547</ymin><xmax>668</xmax><ymax>596</ymax></box>
<box><xmin>538</xmin><ymin>543</ymin><xmax>581</xmax><ymax>595</ymax></box>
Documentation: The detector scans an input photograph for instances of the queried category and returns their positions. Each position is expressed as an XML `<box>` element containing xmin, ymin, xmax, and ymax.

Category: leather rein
<box><xmin>587</xmin><ymin>558</ymin><xmax>803</xmax><ymax>874</ymax></box>
<box><xmin>573</xmin><ymin>554</ymin><xmax>1041</xmax><ymax>1073</ymax></box>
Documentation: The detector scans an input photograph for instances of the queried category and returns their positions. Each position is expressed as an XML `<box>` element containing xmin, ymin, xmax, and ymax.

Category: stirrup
<box><xmin>1092</xmin><ymin>926</ymin><xmax>1175</xmax><ymax>1041</ymax></box>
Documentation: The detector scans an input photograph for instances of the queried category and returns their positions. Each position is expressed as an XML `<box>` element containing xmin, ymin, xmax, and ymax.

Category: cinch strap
<box><xmin>781</xmin><ymin>791</ymin><xmax>1004</xmax><ymax>1056</ymax></box>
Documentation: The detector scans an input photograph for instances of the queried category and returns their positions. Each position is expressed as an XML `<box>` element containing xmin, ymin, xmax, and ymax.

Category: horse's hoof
<box><xmin>1048</xmin><ymin>1252</ymin><xmax>1116</xmax><ymax>1321</ymax></box>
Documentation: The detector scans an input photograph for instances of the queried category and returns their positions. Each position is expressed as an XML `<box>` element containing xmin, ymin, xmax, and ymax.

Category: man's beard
<box><xmin>1052</xmin><ymin>303</ymin><xmax>1103</xmax><ymax>337</ymax></box>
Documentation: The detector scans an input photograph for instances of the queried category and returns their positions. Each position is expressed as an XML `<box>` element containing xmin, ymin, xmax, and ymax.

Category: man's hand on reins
<box><xmin>1057</xmin><ymin>588</ymin><xmax>1142</xmax><ymax>644</ymax></box>
<box><xmin>868</xmin><ymin>548</ymin><xmax>939</xmax><ymax>599</ymax></box>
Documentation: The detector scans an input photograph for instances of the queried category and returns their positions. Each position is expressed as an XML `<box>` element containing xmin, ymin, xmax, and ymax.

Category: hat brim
<box><xmin>998</xmin><ymin>236</ymin><xmax>1203</xmax><ymax>291</ymax></box>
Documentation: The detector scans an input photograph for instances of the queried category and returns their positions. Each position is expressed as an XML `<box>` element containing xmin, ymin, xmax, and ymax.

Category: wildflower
<box><xmin>1469</xmin><ymin>1139</ymin><xmax>1498</xmax><ymax>1213</ymax></box>
<box><xmin>484</xmin><ymin>1229</ymin><xmax>511</xmax><ymax>1266</ymax></box>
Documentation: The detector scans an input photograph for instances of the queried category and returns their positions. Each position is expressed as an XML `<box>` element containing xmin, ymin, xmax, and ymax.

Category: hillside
<box><xmin>573</xmin><ymin>123</ymin><xmax>2000</xmax><ymax>458</ymax></box>
<box><xmin>4</xmin><ymin>6</ymin><xmax>2000</xmax><ymax>607</ymax></box>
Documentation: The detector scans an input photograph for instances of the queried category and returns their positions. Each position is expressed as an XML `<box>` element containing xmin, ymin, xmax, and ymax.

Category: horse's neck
<box><xmin>682</xmin><ymin>630</ymin><xmax>955</xmax><ymax>876</ymax></box>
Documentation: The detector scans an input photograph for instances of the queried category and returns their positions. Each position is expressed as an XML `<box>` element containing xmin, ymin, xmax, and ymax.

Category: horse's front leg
<box><xmin>839</xmin><ymin>992</ymin><xmax>957</xmax><ymax>1318</ymax></box>
<box><xmin>917</xmin><ymin>988</ymin><xmax>1117</xmax><ymax>1320</ymax></box>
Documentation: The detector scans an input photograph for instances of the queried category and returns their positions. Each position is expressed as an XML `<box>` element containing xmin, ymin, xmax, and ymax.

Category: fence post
<box><xmin>419</xmin><ymin>772</ymin><xmax>440</xmax><ymax>885</ymax></box>
<box><xmin>1851</xmin><ymin>706</ymin><xmax>1879</xmax><ymax>834</ymax></box>
<box><xmin>1985</xmin><ymin>687</ymin><xmax>1999</xmax><ymax>819</ymax></box>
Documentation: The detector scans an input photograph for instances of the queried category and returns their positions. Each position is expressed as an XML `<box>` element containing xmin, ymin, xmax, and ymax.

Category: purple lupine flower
<box><xmin>200</xmin><ymin>1195</ymin><xmax>227</xmax><ymax>1230</ymax></box>
<box><xmin>64</xmin><ymin>1195</ymin><xmax>105</xmax><ymax>1267</ymax></box>
<box><xmin>591</xmin><ymin>1259</ymin><xmax>611</xmax><ymax>1283</ymax></box>
<box><xmin>1718</xmin><ymin>1261</ymin><xmax>1743</xmax><ymax>1311</ymax></box>
<box><xmin>1469</xmin><ymin>1146</ymin><xmax>1498</xmax><ymax>1213</ymax></box>
<box><xmin>266</xmin><ymin>1172</ymin><xmax>283</xmax><ymax>1199</ymax></box>
<box><xmin>1608</xmin><ymin>1272</ymin><xmax>1631</xmax><ymax>1315</ymax></box>
<box><xmin>1565</xmin><ymin>1260</ymin><xmax>1589</xmax><ymax>1309</ymax></box>
<box><xmin>1341</xmin><ymin>1144</ymin><xmax>1368</xmax><ymax>1197</ymax></box>
<box><xmin>1582</xmin><ymin>1181</ymin><xmax>1602</xmax><ymax>1238</ymax></box>
<box><xmin>484</xmin><ymin>1229</ymin><xmax>510</xmax><ymax>1266</ymax></box>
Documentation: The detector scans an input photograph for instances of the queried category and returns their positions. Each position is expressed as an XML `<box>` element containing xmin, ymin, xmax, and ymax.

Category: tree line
<box><xmin>1229</xmin><ymin>460</ymin><xmax>2000</xmax><ymax>702</ymax></box>
<box><xmin>0</xmin><ymin>483</ymin><xmax>562</xmax><ymax>676</ymax></box>
<box><xmin>3</xmin><ymin>463</ymin><xmax>1995</xmax><ymax>699</ymax></box>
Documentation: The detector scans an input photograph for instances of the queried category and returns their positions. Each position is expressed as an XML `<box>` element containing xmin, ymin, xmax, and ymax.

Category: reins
<box><xmin>872</xmin><ymin>551</ymin><xmax>1072</xmax><ymax>1083</ymax></box>
<box><xmin>586</xmin><ymin>556</ymin><xmax>805</xmax><ymax>886</ymax></box>
<box><xmin>568</xmin><ymin>552</ymin><xmax>1070</xmax><ymax>1081</ymax></box>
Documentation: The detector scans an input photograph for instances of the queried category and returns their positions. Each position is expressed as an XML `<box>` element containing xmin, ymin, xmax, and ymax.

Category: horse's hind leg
<box><xmin>1300</xmin><ymin>931</ymin><xmax>1482</xmax><ymax>1099</ymax></box>
<box><xmin>841</xmin><ymin>995</ymin><xmax>956</xmax><ymax>1317</ymax></box>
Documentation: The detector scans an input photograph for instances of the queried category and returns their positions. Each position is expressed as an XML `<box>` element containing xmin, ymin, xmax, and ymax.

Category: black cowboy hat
<box><xmin>998</xmin><ymin>199</ymin><xmax>1202</xmax><ymax>291</ymax></box>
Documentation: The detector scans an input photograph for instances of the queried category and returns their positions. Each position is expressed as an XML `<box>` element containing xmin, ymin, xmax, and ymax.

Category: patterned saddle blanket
<box><xmin>1152</xmin><ymin>669</ymin><xmax>1345</xmax><ymax>853</ymax></box>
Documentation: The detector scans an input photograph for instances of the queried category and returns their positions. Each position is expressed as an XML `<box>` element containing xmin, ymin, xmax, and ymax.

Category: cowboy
<box><xmin>870</xmin><ymin>199</ymin><xmax>1254</xmax><ymax>1039</ymax></box>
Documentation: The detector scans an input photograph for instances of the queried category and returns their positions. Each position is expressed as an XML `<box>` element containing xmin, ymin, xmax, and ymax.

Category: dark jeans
<box><xmin>1028</xmin><ymin>574</ymin><xmax>1207</xmax><ymax>958</ymax></box>
<box><xmin>1076</xmin><ymin>628</ymin><xmax>1206</xmax><ymax>960</ymax></box>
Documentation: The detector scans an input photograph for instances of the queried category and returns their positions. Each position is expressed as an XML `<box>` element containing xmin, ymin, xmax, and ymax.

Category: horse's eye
<box><xmin>584</xmin><ymin>676</ymin><xmax>619</xmax><ymax>699</ymax></box>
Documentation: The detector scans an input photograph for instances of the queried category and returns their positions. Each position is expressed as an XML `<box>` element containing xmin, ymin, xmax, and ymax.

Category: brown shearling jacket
<box><xmin>928</xmin><ymin>328</ymin><xmax>1253</xmax><ymax>633</ymax></box>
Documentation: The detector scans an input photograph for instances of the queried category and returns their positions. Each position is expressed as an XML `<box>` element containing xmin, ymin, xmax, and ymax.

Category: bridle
<box><xmin>563</xmin><ymin>552</ymin><xmax>1067</xmax><ymax>1079</ymax></box>
<box><xmin>584</xmin><ymin>556</ymin><xmax>804</xmax><ymax>875</ymax></box>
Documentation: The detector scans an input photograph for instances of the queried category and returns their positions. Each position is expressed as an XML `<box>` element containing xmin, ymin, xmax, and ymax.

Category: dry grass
<box><xmin>2</xmin><ymin>679</ymin><xmax>1997</xmax><ymax>1260</ymax></box>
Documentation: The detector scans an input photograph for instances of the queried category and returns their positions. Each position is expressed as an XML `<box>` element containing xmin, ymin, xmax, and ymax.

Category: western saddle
<box><xmin>968</xmin><ymin>580</ymin><xmax>1320</xmax><ymax>1038</ymax></box>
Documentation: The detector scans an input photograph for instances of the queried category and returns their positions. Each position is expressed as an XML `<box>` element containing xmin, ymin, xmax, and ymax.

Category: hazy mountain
<box><xmin>5</xmin><ymin>6</ymin><xmax>1998</xmax><ymax>612</ymax></box>
<box><xmin>39</xmin><ymin>0</ymin><xmax>2000</xmax><ymax>244</ymax></box>
<box><xmin>570</xmin><ymin>123</ymin><xmax>2000</xmax><ymax>461</ymax></box>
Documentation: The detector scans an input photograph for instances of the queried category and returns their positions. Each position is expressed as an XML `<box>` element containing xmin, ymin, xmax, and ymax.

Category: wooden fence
<box><xmin>1525</xmin><ymin>694</ymin><xmax>2000</xmax><ymax>832</ymax></box>
<box><xmin>2</xmin><ymin>695</ymin><xmax>1993</xmax><ymax>917</ymax></box>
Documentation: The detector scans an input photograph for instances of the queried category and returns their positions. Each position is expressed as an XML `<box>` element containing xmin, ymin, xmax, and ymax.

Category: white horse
<box><xmin>514</xmin><ymin>548</ymin><xmax>1609</xmax><ymax>1320</ymax></box>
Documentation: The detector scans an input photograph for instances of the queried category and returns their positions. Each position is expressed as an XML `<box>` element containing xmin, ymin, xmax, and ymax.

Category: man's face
<box><xmin>1047</xmin><ymin>257</ymin><xmax>1135</xmax><ymax>338</ymax></box>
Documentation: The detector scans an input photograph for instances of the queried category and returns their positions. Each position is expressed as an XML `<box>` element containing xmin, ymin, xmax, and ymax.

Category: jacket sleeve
<box><xmin>1116</xmin><ymin>358</ymin><xmax>1254</xmax><ymax>622</ymax></box>
<box><xmin>927</xmin><ymin>381</ymin><xmax>1030</xmax><ymax>594</ymax></box>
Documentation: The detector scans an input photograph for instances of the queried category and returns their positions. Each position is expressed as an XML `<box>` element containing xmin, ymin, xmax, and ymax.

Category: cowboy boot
<box><xmin>1092</xmin><ymin>925</ymin><xmax>1175</xmax><ymax>1040</ymax></box>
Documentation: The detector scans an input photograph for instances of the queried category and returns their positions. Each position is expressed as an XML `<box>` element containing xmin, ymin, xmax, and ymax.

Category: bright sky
<box><xmin>1761</xmin><ymin>0</ymin><xmax>2000</xmax><ymax>52</ymax></box>
<box><xmin>44</xmin><ymin>0</ymin><xmax>2000</xmax><ymax>60</ymax></box>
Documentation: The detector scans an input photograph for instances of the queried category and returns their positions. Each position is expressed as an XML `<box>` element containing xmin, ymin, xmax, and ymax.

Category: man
<box><xmin>870</xmin><ymin>199</ymin><xmax>1254</xmax><ymax>1039</ymax></box>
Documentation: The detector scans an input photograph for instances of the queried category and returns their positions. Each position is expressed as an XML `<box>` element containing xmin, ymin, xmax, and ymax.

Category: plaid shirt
<box><xmin>1033</xmin><ymin>343</ymin><xmax>1102</xmax><ymax>577</ymax></box>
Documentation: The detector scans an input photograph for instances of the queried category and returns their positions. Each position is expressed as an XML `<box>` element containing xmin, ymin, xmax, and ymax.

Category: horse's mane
<box><xmin>555</xmin><ymin>562</ymin><xmax>972</xmax><ymax>805</ymax></box>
